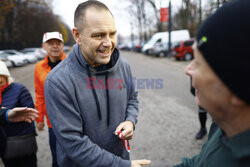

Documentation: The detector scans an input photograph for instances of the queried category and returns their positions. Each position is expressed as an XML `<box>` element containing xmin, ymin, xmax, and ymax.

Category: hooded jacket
<box><xmin>45</xmin><ymin>44</ymin><xmax>138</xmax><ymax>167</ymax></box>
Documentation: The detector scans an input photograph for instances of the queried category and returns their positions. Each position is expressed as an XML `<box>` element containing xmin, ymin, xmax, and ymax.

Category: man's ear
<box><xmin>231</xmin><ymin>95</ymin><xmax>245</xmax><ymax>107</ymax></box>
<box><xmin>72</xmin><ymin>27</ymin><xmax>81</xmax><ymax>44</ymax></box>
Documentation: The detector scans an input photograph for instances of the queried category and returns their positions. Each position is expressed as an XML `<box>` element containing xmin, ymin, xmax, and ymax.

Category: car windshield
<box><xmin>0</xmin><ymin>54</ymin><xmax>6</xmax><ymax>58</ymax></box>
<box><xmin>0</xmin><ymin>53</ymin><xmax>10</xmax><ymax>57</ymax></box>
<box><xmin>184</xmin><ymin>40</ymin><xmax>194</xmax><ymax>46</ymax></box>
<box><xmin>21</xmin><ymin>50</ymin><xmax>32</xmax><ymax>53</ymax></box>
<box><xmin>174</xmin><ymin>43</ymin><xmax>181</xmax><ymax>48</ymax></box>
<box><xmin>21</xmin><ymin>48</ymin><xmax>36</xmax><ymax>52</ymax></box>
<box><xmin>5</xmin><ymin>52</ymin><xmax>16</xmax><ymax>55</ymax></box>
<box><xmin>146</xmin><ymin>35</ymin><xmax>162</xmax><ymax>45</ymax></box>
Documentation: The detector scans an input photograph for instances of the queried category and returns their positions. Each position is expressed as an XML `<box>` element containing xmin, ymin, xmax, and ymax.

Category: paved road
<box><xmin>1</xmin><ymin>51</ymin><xmax>211</xmax><ymax>167</ymax></box>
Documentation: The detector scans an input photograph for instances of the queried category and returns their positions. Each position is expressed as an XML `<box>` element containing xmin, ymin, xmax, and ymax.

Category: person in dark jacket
<box><xmin>0</xmin><ymin>60</ymin><xmax>38</xmax><ymax>167</ymax></box>
<box><xmin>174</xmin><ymin>0</ymin><xmax>250</xmax><ymax>166</ymax></box>
<box><xmin>44</xmin><ymin>1</ymin><xmax>150</xmax><ymax>167</ymax></box>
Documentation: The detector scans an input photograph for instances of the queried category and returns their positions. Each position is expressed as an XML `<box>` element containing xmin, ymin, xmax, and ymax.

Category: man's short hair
<box><xmin>74</xmin><ymin>0</ymin><xmax>112</xmax><ymax>32</ymax></box>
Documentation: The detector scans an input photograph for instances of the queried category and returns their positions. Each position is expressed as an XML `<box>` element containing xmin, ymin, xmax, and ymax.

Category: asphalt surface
<box><xmin>1</xmin><ymin>51</ymin><xmax>212</xmax><ymax>167</ymax></box>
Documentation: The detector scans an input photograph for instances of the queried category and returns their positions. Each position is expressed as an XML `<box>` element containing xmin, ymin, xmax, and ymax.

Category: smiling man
<box><xmin>34</xmin><ymin>32</ymin><xmax>66</xmax><ymax>167</ymax></box>
<box><xmin>174</xmin><ymin>0</ymin><xmax>250</xmax><ymax>166</ymax></box>
<box><xmin>44</xmin><ymin>1</ymin><xmax>150</xmax><ymax>167</ymax></box>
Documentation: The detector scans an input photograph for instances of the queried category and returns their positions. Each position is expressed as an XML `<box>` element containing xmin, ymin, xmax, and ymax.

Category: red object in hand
<box><xmin>115</xmin><ymin>131</ymin><xmax>131</xmax><ymax>152</ymax></box>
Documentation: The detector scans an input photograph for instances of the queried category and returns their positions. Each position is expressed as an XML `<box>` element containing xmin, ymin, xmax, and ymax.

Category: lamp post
<box><xmin>168</xmin><ymin>0</ymin><xmax>172</xmax><ymax>58</ymax></box>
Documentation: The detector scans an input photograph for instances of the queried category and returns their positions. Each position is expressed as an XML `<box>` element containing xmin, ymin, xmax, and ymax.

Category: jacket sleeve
<box><xmin>125</xmin><ymin>64</ymin><xmax>139</xmax><ymax>126</ymax></box>
<box><xmin>34</xmin><ymin>65</ymin><xmax>45</xmax><ymax>123</ymax></box>
<box><xmin>45</xmin><ymin>78</ymin><xmax>131</xmax><ymax>167</ymax></box>
<box><xmin>173</xmin><ymin>154</ymin><xmax>199</xmax><ymax>167</ymax></box>
<box><xmin>0</xmin><ymin>109</ymin><xmax>8</xmax><ymax>125</ymax></box>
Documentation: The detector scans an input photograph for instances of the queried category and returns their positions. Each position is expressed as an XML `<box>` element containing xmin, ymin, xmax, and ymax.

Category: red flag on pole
<box><xmin>160</xmin><ymin>8</ymin><xmax>169</xmax><ymax>22</ymax></box>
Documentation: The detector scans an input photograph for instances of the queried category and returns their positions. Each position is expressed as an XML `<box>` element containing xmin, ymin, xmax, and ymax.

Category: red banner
<box><xmin>160</xmin><ymin>8</ymin><xmax>169</xmax><ymax>23</ymax></box>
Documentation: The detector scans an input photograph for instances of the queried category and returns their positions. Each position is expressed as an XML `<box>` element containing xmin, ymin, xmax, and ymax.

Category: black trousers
<box><xmin>2</xmin><ymin>154</ymin><xmax>37</xmax><ymax>167</ymax></box>
<box><xmin>49</xmin><ymin>128</ymin><xmax>58</xmax><ymax>167</ymax></box>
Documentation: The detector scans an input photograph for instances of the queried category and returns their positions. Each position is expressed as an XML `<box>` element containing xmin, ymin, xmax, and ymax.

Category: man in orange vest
<box><xmin>34</xmin><ymin>32</ymin><xmax>66</xmax><ymax>167</ymax></box>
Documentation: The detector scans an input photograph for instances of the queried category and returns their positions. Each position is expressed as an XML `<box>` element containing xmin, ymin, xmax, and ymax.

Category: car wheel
<box><xmin>145</xmin><ymin>50</ymin><xmax>150</xmax><ymax>55</ymax></box>
<box><xmin>24</xmin><ymin>59</ymin><xmax>29</xmax><ymax>64</ymax></box>
<box><xmin>184</xmin><ymin>53</ymin><xmax>193</xmax><ymax>61</ymax></box>
<box><xmin>175</xmin><ymin>57</ymin><xmax>180</xmax><ymax>61</ymax></box>
<box><xmin>158</xmin><ymin>52</ymin><xmax>165</xmax><ymax>57</ymax></box>
<box><xmin>11</xmin><ymin>61</ymin><xmax>16</xmax><ymax>67</ymax></box>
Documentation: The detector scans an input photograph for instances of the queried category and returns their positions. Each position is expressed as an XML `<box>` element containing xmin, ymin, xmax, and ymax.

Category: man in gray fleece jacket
<box><xmin>44</xmin><ymin>1</ymin><xmax>151</xmax><ymax>167</ymax></box>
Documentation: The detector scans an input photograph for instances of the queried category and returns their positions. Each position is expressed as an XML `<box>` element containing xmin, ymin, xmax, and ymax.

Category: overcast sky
<box><xmin>52</xmin><ymin>0</ymin><xmax>183</xmax><ymax>37</ymax></box>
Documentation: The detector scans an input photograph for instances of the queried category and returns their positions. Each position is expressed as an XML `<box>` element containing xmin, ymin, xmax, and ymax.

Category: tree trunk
<box><xmin>199</xmin><ymin>0</ymin><xmax>202</xmax><ymax>25</ymax></box>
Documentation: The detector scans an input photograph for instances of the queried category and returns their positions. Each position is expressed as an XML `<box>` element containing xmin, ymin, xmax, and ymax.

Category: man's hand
<box><xmin>37</xmin><ymin>122</ymin><xmax>45</xmax><ymax>131</ymax></box>
<box><xmin>131</xmin><ymin>160</ymin><xmax>151</xmax><ymax>167</ymax></box>
<box><xmin>115</xmin><ymin>121</ymin><xmax>134</xmax><ymax>140</ymax></box>
<box><xmin>7</xmin><ymin>107</ymin><xmax>38</xmax><ymax>123</ymax></box>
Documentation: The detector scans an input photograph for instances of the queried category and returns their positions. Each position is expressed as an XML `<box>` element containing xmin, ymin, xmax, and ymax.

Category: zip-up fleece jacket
<box><xmin>45</xmin><ymin>44</ymin><xmax>139</xmax><ymax>167</ymax></box>
<box><xmin>174</xmin><ymin>122</ymin><xmax>250</xmax><ymax>167</ymax></box>
<box><xmin>34</xmin><ymin>53</ymin><xmax>66</xmax><ymax>128</ymax></box>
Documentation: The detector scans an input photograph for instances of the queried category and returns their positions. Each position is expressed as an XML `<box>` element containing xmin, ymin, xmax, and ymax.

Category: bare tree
<box><xmin>145</xmin><ymin>0</ymin><xmax>163</xmax><ymax>32</ymax></box>
<box><xmin>216</xmin><ymin>0</ymin><xmax>229</xmax><ymax>8</ymax></box>
<box><xmin>199</xmin><ymin>0</ymin><xmax>202</xmax><ymax>25</ymax></box>
<box><xmin>128</xmin><ymin>0</ymin><xmax>145</xmax><ymax>44</ymax></box>
<box><xmin>119</xmin><ymin>0</ymin><xmax>233</xmax><ymax>45</ymax></box>
<box><xmin>172</xmin><ymin>0</ymin><xmax>200</xmax><ymax>37</ymax></box>
<box><xmin>0</xmin><ymin>0</ymin><xmax>74</xmax><ymax>49</ymax></box>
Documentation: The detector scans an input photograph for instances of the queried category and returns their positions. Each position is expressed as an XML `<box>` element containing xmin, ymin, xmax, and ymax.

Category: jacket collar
<box><xmin>42</xmin><ymin>52</ymin><xmax>67</xmax><ymax>69</ymax></box>
<box><xmin>221</xmin><ymin>129</ymin><xmax>250</xmax><ymax>159</ymax></box>
<box><xmin>72</xmin><ymin>44</ymin><xmax>120</xmax><ymax>75</ymax></box>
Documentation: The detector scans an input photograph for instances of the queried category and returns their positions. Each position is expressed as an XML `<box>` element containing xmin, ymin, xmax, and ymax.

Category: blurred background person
<box><xmin>0</xmin><ymin>60</ymin><xmax>37</xmax><ymax>167</ymax></box>
<box><xmin>190</xmin><ymin>78</ymin><xmax>207</xmax><ymax>139</ymax></box>
<box><xmin>34</xmin><ymin>31</ymin><xmax>66</xmax><ymax>167</ymax></box>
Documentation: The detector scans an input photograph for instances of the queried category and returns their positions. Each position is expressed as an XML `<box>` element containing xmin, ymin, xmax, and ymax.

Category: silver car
<box><xmin>0</xmin><ymin>50</ymin><xmax>26</xmax><ymax>67</ymax></box>
<box><xmin>4</xmin><ymin>49</ymin><xmax>37</xmax><ymax>63</ymax></box>
<box><xmin>21</xmin><ymin>48</ymin><xmax>46</xmax><ymax>60</ymax></box>
<box><xmin>0</xmin><ymin>52</ymin><xmax>12</xmax><ymax>67</ymax></box>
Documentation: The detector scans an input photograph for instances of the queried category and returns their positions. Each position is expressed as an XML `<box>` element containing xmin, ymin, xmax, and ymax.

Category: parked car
<box><xmin>20</xmin><ymin>48</ymin><xmax>46</xmax><ymax>60</ymax></box>
<box><xmin>147</xmin><ymin>42</ymin><xmax>168</xmax><ymax>57</ymax></box>
<box><xmin>142</xmin><ymin>30</ymin><xmax>190</xmax><ymax>55</ymax></box>
<box><xmin>132</xmin><ymin>42</ymin><xmax>143</xmax><ymax>52</ymax></box>
<box><xmin>63</xmin><ymin>46</ymin><xmax>71</xmax><ymax>52</ymax></box>
<box><xmin>117</xmin><ymin>43</ymin><xmax>132</xmax><ymax>51</ymax></box>
<box><xmin>4</xmin><ymin>49</ymin><xmax>37</xmax><ymax>63</ymax></box>
<box><xmin>0</xmin><ymin>51</ymin><xmax>26</xmax><ymax>67</ymax></box>
<box><xmin>172</xmin><ymin>38</ymin><xmax>195</xmax><ymax>61</ymax></box>
<box><xmin>0</xmin><ymin>52</ymin><xmax>13</xmax><ymax>67</ymax></box>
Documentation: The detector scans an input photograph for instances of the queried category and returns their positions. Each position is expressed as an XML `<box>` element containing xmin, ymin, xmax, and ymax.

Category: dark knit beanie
<box><xmin>196</xmin><ymin>0</ymin><xmax>250</xmax><ymax>104</ymax></box>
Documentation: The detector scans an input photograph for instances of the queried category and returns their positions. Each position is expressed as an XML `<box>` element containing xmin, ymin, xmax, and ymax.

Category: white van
<box><xmin>142</xmin><ymin>30</ymin><xmax>190</xmax><ymax>56</ymax></box>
